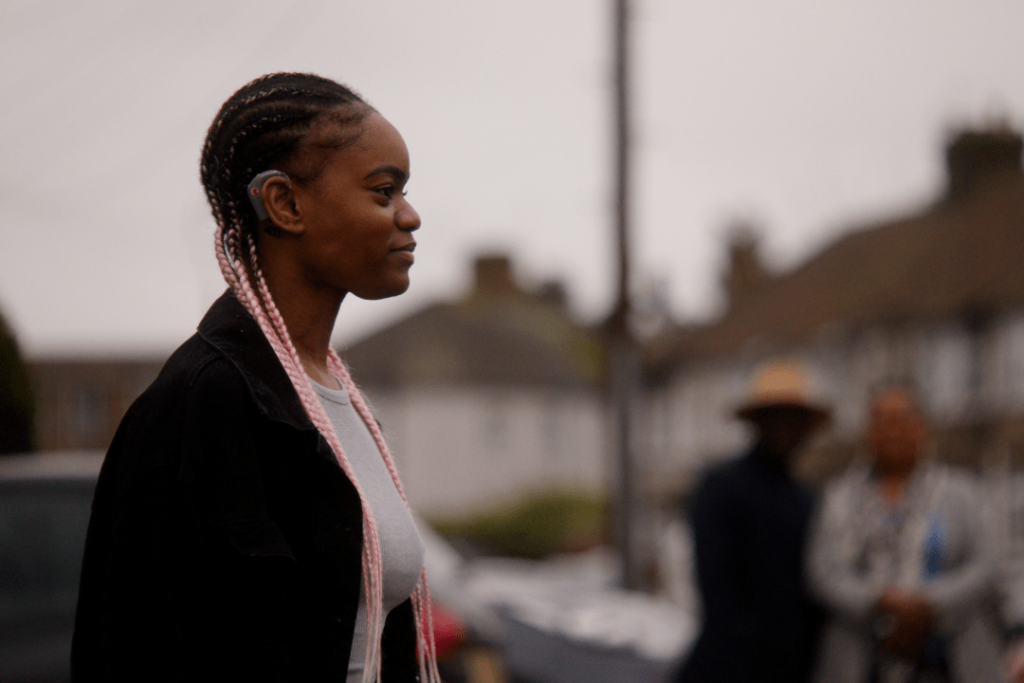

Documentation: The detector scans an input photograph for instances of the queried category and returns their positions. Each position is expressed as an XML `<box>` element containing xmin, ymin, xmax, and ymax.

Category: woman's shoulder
<box><xmin>133</xmin><ymin>333</ymin><xmax>251</xmax><ymax>411</ymax></box>
<box><xmin>111</xmin><ymin>335</ymin><xmax>261</xmax><ymax>455</ymax></box>
<box><xmin>923</xmin><ymin>463</ymin><xmax>987</xmax><ymax>507</ymax></box>
<box><xmin>93</xmin><ymin>337</ymin><xmax>257</xmax><ymax>506</ymax></box>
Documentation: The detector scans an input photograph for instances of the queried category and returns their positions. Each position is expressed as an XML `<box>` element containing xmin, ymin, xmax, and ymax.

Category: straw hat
<box><xmin>735</xmin><ymin>361</ymin><xmax>830</xmax><ymax>424</ymax></box>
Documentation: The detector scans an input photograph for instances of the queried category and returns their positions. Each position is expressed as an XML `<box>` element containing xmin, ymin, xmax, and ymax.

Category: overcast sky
<box><xmin>2</xmin><ymin>0</ymin><xmax>1023</xmax><ymax>357</ymax></box>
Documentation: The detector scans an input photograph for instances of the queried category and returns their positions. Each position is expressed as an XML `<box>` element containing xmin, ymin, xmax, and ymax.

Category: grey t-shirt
<box><xmin>312</xmin><ymin>380</ymin><xmax>425</xmax><ymax>683</ymax></box>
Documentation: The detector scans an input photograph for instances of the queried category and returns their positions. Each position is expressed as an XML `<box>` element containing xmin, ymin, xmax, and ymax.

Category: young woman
<box><xmin>72</xmin><ymin>73</ymin><xmax>440</xmax><ymax>683</ymax></box>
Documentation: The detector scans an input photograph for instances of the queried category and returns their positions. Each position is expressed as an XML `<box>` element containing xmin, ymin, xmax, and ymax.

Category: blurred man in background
<box><xmin>807</xmin><ymin>384</ymin><xmax>1001</xmax><ymax>683</ymax></box>
<box><xmin>677</xmin><ymin>362</ymin><xmax>828</xmax><ymax>683</ymax></box>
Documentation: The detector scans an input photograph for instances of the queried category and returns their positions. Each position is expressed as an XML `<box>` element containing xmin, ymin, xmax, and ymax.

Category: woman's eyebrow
<box><xmin>363</xmin><ymin>165</ymin><xmax>408</xmax><ymax>182</ymax></box>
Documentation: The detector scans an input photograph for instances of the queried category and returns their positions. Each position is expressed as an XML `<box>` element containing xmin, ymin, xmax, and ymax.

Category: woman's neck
<box><xmin>256</xmin><ymin>254</ymin><xmax>344</xmax><ymax>389</ymax></box>
<box><xmin>878</xmin><ymin>474</ymin><xmax>908</xmax><ymax>504</ymax></box>
<box><xmin>874</xmin><ymin>465</ymin><xmax>915</xmax><ymax>504</ymax></box>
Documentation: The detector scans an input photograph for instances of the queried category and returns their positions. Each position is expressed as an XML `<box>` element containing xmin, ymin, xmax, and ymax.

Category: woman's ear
<box><xmin>262</xmin><ymin>175</ymin><xmax>304</xmax><ymax>236</ymax></box>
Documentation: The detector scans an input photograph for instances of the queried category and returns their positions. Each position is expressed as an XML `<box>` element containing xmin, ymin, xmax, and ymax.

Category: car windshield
<box><xmin>0</xmin><ymin>480</ymin><xmax>94</xmax><ymax>621</ymax></box>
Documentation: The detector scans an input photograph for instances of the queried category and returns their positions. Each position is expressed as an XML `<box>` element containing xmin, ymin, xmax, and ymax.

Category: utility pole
<box><xmin>609</xmin><ymin>0</ymin><xmax>644</xmax><ymax>591</ymax></box>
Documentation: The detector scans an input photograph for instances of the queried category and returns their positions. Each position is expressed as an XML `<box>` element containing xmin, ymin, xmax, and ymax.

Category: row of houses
<box><xmin>645</xmin><ymin>127</ymin><xmax>1024</xmax><ymax>490</ymax></box>
<box><xmin>9</xmin><ymin>125</ymin><xmax>1024</xmax><ymax>523</ymax></box>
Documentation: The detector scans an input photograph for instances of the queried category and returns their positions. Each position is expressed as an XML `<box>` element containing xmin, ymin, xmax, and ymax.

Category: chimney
<box><xmin>722</xmin><ymin>225</ymin><xmax>769</xmax><ymax>309</ymax></box>
<box><xmin>537</xmin><ymin>280</ymin><xmax>568</xmax><ymax>309</ymax></box>
<box><xmin>945</xmin><ymin>127</ymin><xmax>1023</xmax><ymax>199</ymax></box>
<box><xmin>473</xmin><ymin>255</ymin><xmax>518</xmax><ymax>296</ymax></box>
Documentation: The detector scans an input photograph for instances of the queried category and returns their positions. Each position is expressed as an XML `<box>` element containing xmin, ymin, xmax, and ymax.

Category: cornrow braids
<box><xmin>200</xmin><ymin>73</ymin><xmax>439</xmax><ymax>683</ymax></box>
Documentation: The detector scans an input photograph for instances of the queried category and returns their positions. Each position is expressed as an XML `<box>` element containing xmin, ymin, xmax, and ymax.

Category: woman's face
<box><xmin>869</xmin><ymin>388</ymin><xmax>925</xmax><ymax>475</ymax></box>
<box><xmin>290</xmin><ymin>111</ymin><xmax>420</xmax><ymax>301</ymax></box>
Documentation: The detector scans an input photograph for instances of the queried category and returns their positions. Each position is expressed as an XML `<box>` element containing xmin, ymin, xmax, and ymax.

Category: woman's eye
<box><xmin>374</xmin><ymin>184</ymin><xmax>407</xmax><ymax>201</ymax></box>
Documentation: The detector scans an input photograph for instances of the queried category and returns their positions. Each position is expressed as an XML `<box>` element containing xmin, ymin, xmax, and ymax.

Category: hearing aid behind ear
<box><xmin>247</xmin><ymin>170</ymin><xmax>291</xmax><ymax>221</ymax></box>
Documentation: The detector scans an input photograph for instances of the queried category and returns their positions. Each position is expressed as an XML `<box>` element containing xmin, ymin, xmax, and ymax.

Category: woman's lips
<box><xmin>391</xmin><ymin>242</ymin><xmax>416</xmax><ymax>263</ymax></box>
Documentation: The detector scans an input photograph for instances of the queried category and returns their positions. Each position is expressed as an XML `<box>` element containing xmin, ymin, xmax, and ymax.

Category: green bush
<box><xmin>429</xmin><ymin>491</ymin><xmax>607</xmax><ymax>559</ymax></box>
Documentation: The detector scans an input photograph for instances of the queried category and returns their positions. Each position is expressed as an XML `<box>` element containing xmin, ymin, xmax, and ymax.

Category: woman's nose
<box><xmin>398</xmin><ymin>200</ymin><xmax>420</xmax><ymax>232</ymax></box>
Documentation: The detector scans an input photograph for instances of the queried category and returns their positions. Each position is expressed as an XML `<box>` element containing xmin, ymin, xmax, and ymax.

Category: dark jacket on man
<box><xmin>71</xmin><ymin>292</ymin><xmax>418</xmax><ymax>682</ymax></box>
<box><xmin>677</xmin><ymin>447</ymin><xmax>822</xmax><ymax>683</ymax></box>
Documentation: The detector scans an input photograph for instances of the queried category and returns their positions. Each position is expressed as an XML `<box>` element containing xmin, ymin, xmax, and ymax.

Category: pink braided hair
<box><xmin>328</xmin><ymin>348</ymin><xmax>442</xmax><ymax>683</ymax></box>
<box><xmin>202</xmin><ymin>73</ymin><xmax>440</xmax><ymax>683</ymax></box>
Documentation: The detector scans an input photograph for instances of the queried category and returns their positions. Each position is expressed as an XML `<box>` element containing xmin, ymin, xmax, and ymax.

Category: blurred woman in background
<box><xmin>807</xmin><ymin>384</ymin><xmax>1000</xmax><ymax>683</ymax></box>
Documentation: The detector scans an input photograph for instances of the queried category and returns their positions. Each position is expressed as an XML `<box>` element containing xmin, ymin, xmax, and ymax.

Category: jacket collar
<box><xmin>197</xmin><ymin>290</ymin><xmax>316</xmax><ymax>432</ymax></box>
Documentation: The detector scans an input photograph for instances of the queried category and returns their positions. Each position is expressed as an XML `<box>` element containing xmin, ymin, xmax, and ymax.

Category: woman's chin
<box><xmin>354</xmin><ymin>277</ymin><xmax>411</xmax><ymax>301</ymax></box>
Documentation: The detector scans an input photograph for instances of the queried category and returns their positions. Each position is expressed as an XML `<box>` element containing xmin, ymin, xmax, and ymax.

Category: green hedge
<box><xmin>429</xmin><ymin>491</ymin><xmax>607</xmax><ymax>559</ymax></box>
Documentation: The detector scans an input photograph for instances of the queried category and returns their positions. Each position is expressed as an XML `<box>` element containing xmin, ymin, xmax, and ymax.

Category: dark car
<box><xmin>0</xmin><ymin>451</ymin><xmax>104</xmax><ymax>683</ymax></box>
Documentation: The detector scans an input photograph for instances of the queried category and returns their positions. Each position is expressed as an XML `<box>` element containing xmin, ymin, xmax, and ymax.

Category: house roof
<box><xmin>649</xmin><ymin>129</ymin><xmax>1024</xmax><ymax>377</ymax></box>
<box><xmin>339</xmin><ymin>260</ymin><xmax>605</xmax><ymax>390</ymax></box>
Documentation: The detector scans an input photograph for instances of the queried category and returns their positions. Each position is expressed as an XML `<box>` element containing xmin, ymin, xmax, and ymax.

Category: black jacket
<box><xmin>677</xmin><ymin>447</ymin><xmax>822</xmax><ymax>683</ymax></box>
<box><xmin>72</xmin><ymin>292</ymin><xmax>418</xmax><ymax>682</ymax></box>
